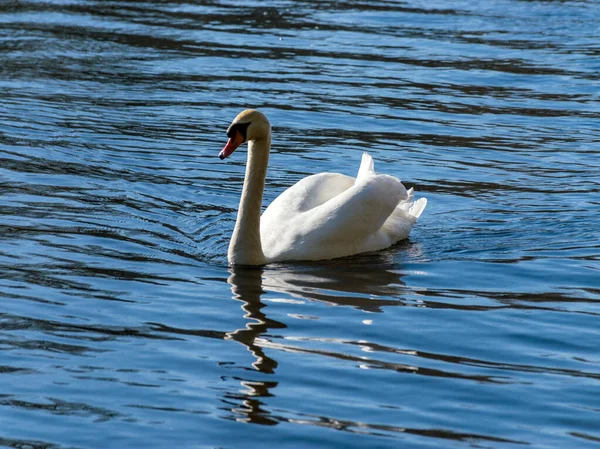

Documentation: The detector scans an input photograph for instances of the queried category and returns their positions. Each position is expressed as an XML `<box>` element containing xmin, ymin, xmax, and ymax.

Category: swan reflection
<box><xmin>223</xmin><ymin>255</ymin><xmax>409</xmax><ymax>424</ymax></box>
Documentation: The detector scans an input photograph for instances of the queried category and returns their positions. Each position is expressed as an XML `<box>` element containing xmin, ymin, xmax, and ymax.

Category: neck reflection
<box><xmin>223</xmin><ymin>266</ymin><xmax>285</xmax><ymax>425</ymax></box>
<box><xmin>226</xmin><ymin>266</ymin><xmax>286</xmax><ymax>374</ymax></box>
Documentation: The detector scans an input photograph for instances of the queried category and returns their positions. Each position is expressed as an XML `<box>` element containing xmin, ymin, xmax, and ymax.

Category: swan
<box><xmin>219</xmin><ymin>109</ymin><xmax>427</xmax><ymax>266</ymax></box>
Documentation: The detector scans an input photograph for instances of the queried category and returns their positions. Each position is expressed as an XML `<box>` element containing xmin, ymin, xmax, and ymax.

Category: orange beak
<box><xmin>219</xmin><ymin>131</ymin><xmax>245</xmax><ymax>160</ymax></box>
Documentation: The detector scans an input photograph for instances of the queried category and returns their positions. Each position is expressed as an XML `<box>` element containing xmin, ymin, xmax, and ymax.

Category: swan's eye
<box><xmin>226</xmin><ymin>122</ymin><xmax>251</xmax><ymax>141</ymax></box>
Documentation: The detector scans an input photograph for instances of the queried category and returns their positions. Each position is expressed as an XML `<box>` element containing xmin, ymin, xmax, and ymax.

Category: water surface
<box><xmin>1</xmin><ymin>1</ymin><xmax>599</xmax><ymax>448</ymax></box>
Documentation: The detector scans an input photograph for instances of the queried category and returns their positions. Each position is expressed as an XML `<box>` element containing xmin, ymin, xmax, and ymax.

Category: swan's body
<box><xmin>219</xmin><ymin>110</ymin><xmax>426</xmax><ymax>266</ymax></box>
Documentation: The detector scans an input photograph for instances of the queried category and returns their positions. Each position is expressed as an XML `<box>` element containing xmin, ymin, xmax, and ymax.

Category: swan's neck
<box><xmin>228</xmin><ymin>136</ymin><xmax>270</xmax><ymax>265</ymax></box>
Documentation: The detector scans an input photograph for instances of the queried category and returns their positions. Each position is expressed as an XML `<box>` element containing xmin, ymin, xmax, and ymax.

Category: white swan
<box><xmin>219</xmin><ymin>109</ymin><xmax>427</xmax><ymax>266</ymax></box>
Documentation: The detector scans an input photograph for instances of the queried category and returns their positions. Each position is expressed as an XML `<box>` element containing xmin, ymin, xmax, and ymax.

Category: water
<box><xmin>1</xmin><ymin>0</ymin><xmax>599</xmax><ymax>447</ymax></box>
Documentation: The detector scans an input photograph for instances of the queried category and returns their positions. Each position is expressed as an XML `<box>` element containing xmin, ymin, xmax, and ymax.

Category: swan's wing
<box><xmin>267</xmin><ymin>152</ymin><xmax>379</xmax><ymax>216</ymax></box>
<box><xmin>261</xmin><ymin>153</ymin><xmax>412</xmax><ymax>262</ymax></box>
<box><xmin>303</xmin><ymin>153</ymin><xmax>407</xmax><ymax>243</ymax></box>
<box><xmin>263</xmin><ymin>172</ymin><xmax>355</xmax><ymax>217</ymax></box>
<box><xmin>303</xmin><ymin>172</ymin><xmax>407</xmax><ymax>244</ymax></box>
<box><xmin>263</xmin><ymin>175</ymin><xmax>407</xmax><ymax>261</ymax></box>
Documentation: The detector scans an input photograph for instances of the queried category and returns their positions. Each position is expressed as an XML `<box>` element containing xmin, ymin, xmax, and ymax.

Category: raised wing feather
<box><xmin>356</xmin><ymin>152</ymin><xmax>375</xmax><ymax>181</ymax></box>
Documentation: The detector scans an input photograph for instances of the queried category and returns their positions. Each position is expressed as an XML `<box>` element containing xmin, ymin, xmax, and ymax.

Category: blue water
<box><xmin>1</xmin><ymin>1</ymin><xmax>599</xmax><ymax>448</ymax></box>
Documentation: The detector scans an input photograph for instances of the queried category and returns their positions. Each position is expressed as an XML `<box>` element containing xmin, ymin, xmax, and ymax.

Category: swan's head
<box><xmin>219</xmin><ymin>109</ymin><xmax>271</xmax><ymax>160</ymax></box>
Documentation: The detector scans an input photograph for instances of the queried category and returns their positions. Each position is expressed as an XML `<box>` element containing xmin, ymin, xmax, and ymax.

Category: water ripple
<box><xmin>1</xmin><ymin>0</ymin><xmax>599</xmax><ymax>448</ymax></box>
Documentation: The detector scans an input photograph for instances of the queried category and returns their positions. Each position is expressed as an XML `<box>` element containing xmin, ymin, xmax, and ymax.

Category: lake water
<box><xmin>1</xmin><ymin>1</ymin><xmax>599</xmax><ymax>448</ymax></box>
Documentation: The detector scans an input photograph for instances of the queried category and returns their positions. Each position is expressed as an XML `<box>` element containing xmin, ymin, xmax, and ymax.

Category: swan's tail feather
<box><xmin>357</xmin><ymin>152</ymin><xmax>375</xmax><ymax>181</ymax></box>
<box><xmin>398</xmin><ymin>189</ymin><xmax>426</xmax><ymax>218</ymax></box>
<box><xmin>408</xmin><ymin>197</ymin><xmax>427</xmax><ymax>219</ymax></box>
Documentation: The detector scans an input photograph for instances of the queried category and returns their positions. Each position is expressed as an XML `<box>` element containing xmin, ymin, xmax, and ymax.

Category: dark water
<box><xmin>1</xmin><ymin>1</ymin><xmax>599</xmax><ymax>448</ymax></box>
